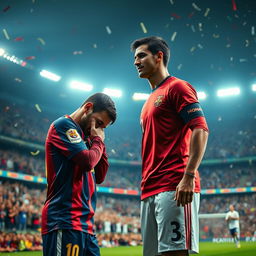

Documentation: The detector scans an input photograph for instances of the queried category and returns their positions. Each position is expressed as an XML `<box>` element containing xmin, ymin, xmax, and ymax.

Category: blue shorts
<box><xmin>42</xmin><ymin>229</ymin><xmax>100</xmax><ymax>256</ymax></box>
<box><xmin>229</xmin><ymin>227</ymin><xmax>238</xmax><ymax>236</ymax></box>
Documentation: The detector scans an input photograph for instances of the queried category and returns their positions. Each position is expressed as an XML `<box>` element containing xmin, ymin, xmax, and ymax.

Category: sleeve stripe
<box><xmin>179</xmin><ymin>102</ymin><xmax>205</xmax><ymax>123</ymax></box>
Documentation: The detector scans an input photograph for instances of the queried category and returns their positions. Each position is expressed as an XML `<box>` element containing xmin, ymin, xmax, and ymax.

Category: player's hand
<box><xmin>90</xmin><ymin>118</ymin><xmax>105</xmax><ymax>142</ymax></box>
<box><xmin>174</xmin><ymin>174</ymin><xmax>195</xmax><ymax>207</ymax></box>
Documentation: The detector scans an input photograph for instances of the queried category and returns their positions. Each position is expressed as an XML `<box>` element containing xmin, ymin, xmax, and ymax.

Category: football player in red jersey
<box><xmin>131</xmin><ymin>36</ymin><xmax>209</xmax><ymax>256</ymax></box>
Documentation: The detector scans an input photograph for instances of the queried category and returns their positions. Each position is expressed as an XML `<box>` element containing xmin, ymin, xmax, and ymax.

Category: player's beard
<box><xmin>79</xmin><ymin>113</ymin><xmax>92</xmax><ymax>136</ymax></box>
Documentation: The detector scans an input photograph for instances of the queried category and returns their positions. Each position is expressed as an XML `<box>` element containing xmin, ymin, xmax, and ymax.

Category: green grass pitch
<box><xmin>0</xmin><ymin>242</ymin><xmax>255</xmax><ymax>255</ymax></box>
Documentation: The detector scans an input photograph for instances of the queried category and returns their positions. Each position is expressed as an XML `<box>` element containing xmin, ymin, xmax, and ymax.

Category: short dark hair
<box><xmin>81</xmin><ymin>93</ymin><xmax>117</xmax><ymax>124</ymax></box>
<box><xmin>131</xmin><ymin>36</ymin><xmax>170</xmax><ymax>66</ymax></box>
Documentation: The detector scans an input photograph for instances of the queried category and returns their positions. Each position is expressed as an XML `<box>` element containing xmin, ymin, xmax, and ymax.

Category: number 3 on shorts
<box><xmin>171</xmin><ymin>221</ymin><xmax>181</xmax><ymax>241</ymax></box>
<box><xmin>66</xmin><ymin>243</ymin><xmax>79</xmax><ymax>256</ymax></box>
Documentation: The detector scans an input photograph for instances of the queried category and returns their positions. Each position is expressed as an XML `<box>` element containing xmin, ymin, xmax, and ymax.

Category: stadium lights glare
<box><xmin>103</xmin><ymin>88</ymin><xmax>122</xmax><ymax>98</ymax></box>
<box><xmin>217</xmin><ymin>87</ymin><xmax>240</xmax><ymax>97</ymax></box>
<box><xmin>0</xmin><ymin>48</ymin><xmax>5</xmax><ymax>56</ymax></box>
<box><xmin>70</xmin><ymin>80</ymin><xmax>93</xmax><ymax>91</ymax></box>
<box><xmin>252</xmin><ymin>84</ymin><xmax>256</xmax><ymax>92</ymax></box>
<box><xmin>132</xmin><ymin>92</ymin><xmax>150</xmax><ymax>101</ymax></box>
<box><xmin>197</xmin><ymin>91</ymin><xmax>207</xmax><ymax>100</ymax></box>
<box><xmin>40</xmin><ymin>70</ymin><xmax>61</xmax><ymax>82</ymax></box>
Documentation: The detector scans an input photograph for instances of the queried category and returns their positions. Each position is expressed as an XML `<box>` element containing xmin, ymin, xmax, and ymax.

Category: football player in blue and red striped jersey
<box><xmin>131</xmin><ymin>37</ymin><xmax>209</xmax><ymax>256</ymax></box>
<box><xmin>42</xmin><ymin>93</ymin><xmax>116</xmax><ymax>256</ymax></box>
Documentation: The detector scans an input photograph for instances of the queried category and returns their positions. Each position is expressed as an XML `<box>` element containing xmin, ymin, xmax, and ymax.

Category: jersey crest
<box><xmin>66</xmin><ymin>129</ymin><xmax>82</xmax><ymax>143</ymax></box>
<box><xmin>154</xmin><ymin>95</ymin><xmax>164</xmax><ymax>107</ymax></box>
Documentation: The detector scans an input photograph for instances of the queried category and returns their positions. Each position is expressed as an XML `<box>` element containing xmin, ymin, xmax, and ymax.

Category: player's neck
<box><xmin>148</xmin><ymin>69</ymin><xmax>170</xmax><ymax>90</ymax></box>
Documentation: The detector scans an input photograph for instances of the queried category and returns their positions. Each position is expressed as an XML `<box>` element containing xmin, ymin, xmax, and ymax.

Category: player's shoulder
<box><xmin>168</xmin><ymin>76</ymin><xmax>195</xmax><ymax>92</ymax></box>
<box><xmin>52</xmin><ymin>115</ymin><xmax>77</xmax><ymax>131</ymax></box>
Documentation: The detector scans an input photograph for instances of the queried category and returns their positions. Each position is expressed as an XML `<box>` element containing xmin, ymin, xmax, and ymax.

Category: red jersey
<box><xmin>140</xmin><ymin>76</ymin><xmax>208</xmax><ymax>200</ymax></box>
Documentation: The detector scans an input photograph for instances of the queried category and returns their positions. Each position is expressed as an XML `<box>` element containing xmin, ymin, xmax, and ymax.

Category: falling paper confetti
<box><xmin>32</xmin><ymin>0</ymin><xmax>36</xmax><ymax>3</ymax></box>
<box><xmin>171</xmin><ymin>13</ymin><xmax>181</xmax><ymax>19</ymax></box>
<box><xmin>106</xmin><ymin>26</ymin><xmax>112</xmax><ymax>34</ymax></box>
<box><xmin>245</xmin><ymin>40</ymin><xmax>249</xmax><ymax>47</ymax></box>
<box><xmin>239</xmin><ymin>58</ymin><xmax>247</xmax><ymax>62</ymax></box>
<box><xmin>191</xmin><ymin>25</ymin><xmax>196</xmax><ymax>32</ymax></box>
<box><xmin>15</xmin><ymin>37</ymin><xmax>24</xmax><ymax>41</ymax></box>
<box><xmin>30</xmin><ymin>150</ymin><xmax>40</xmax><ymax>156</ymax></box>
<box><xmin>213</xmin><ymin>34</ymin><xmax>220</xmax><ymax>38</ymax></box>
<box><xmin>25</xmin><ymin>56</ymin><xmax>36</xmax><ymax>60</ymax></box>
<box><xmin>73</xmin><ymin>51</ymin><xmax>83</xmax><ymax>55</ymax></box>
<box><xmin>198</xmin><ymin>23</ymin><xmax>203</xmax><ymax>31</ymax></box>
<box><xmin>140</xmin><ymin>22</ymin><xmax>147</xmax><ymax>33</ymax></box>
<box><xmin>190</xmin><ymin>46</ymin><xmax>196</xmax><ymax>52</ymax></box>
<box><xmin>192</xmin><ymin>2</ymin><xmax>201</xmax><ymax>11</ymax></box>
<box><xmin>226</xmin><ymin>44</ymin><xmax>231</xmax><ymax>48</ymax></box>
<box><xmin>171</xmin><ymin>32</ymin><xmax>177</xmax><ymax>41</ymax></box>
<box><xmin>169</xmin><ymin>0</ymin><xmax>174</xmax><ymax>4</ymax></box>
<box><xmin>197</xmin><ymin>44</ymin><xmax>203</xmax><ymax>49</ymax></box>
<box><xmin>3</xmin><ymin>6</ymin><xmax>11</xmax><ymax>12</ymax></box>
<box><xmin>232</xmin><ymin>0</ymin><xmax>237</xmax><ymax>11</ymax></box>
<box><xmin>14</xmin><ymin>78</ymin><xmax>22</xmax><ymax>83</ymax></box>
<box><xmin>35</xmin><ymin>104</ymin><xmax>42</xmax><ymax>112</ymax></box>
<box><xmin>204</xmin><ymin>8</ymin><xmax>210</xmax><ymax>17</ymax></box>
<box><xmin>37</xmin><ymin>37</ymin><xmax>46</xmax><ymax>45</ymax></box>
<box><xmin>177</xmin><ymin>64</ymin><xmax>182</xmax><ymax>70</ymax></box>
<box><xmin>3</xmin><ymin>29</ymin><xmax>10</xmax><ymax>40</ymax></box>
<box><xmin>252</xmin><ymin>26</ymin><xmax>255</xmax><ymax>36</ymax></box>
<box><xmin>93</xmin><ymin>44</ymin><xmax>97</xmax><ymax>48</ymax></box>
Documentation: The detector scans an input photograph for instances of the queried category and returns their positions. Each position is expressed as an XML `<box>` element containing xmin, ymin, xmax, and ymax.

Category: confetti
<box><xmin>245</xmin><ymin>40</ymin><xmax>249</xmax><ymax>47</ymax></box>
<box><xmin>171</xmin><ymin>31</ymin><xmax>177</xmax><ymax>41</ymax></box>
<box><xmin>226</xmin><ymin>44</ymin><xmax>231</xmax><ymax>48</ymax></box>
<box><xmin>140</xmin><ymin>22</ymin><xmax>147</xmax><ymax>33</ymax></box>
<box><xmin>93</xmin><ymin>44</ymin><xmax>97</xmax><ymax>48</ymax></box>
<box><xmin>106</xmin><ymin>26</ymin><xmax>112</xmax><ymax>34</ymax></box>
<box><xmin>218</xmin><ymin>116</ymin><xmax>222</xmax><ymax>122</ymax></box>
<box><xmin>30</xmin><ymin>150</ymin><xmax>40</xmax><ymax>156</ymax></box>
<box><xmin>191</xmin><ymin>25</ymin><xmax>196</xmax><ymax>32</ymax></box>
<box><xmin>230</xmin><ymin>57</ymin><xmax>234</xmax><ymax>61</ymax></box>
<box><xmin>171</xmin><ymin>13</ymin><xmax>181</xmax><ymax>19</ymax></box>
<box><xmin>242</xmin><ymin>22</ymin><xmax>247</xmax><ymax>26</ymax></box>
<box><xmin>32</xmin><ymin>0</ymin><xmax>36</xmax><ymax>3</ymax></box>
<box><xmin>198</xmin><ymin>23</ymin><xmax>203</xmax><ymax>31</ymax></box>
<box><xmin>204</xmin><ymin>8</ymin><xmax>210</xmax><ymax>17</ymax></box>
<box><xmin>190</xmin><ymin>46</ymin><xmax>196</xmax><ymax>52</ymax></box>
<box><xmin>188</xmin><ymin>12</ymin><xmax>195</xmax><ymax>19</ymax></box>
<box><xmin>25</xmin><ymin>56</ymin><xmax>36</xmax><ymax>60</ymax></box>
<box><xmin>3</xmin><ymin>29</ymin><xmax>10</xmax><ymax>40</ymax></box>
<box><xmin>37</xmin><ymin>37</ymin><xmax>46</xmax><ymax>45</ymax></box>
<box><xmin>213</xmin><ymin>34</ymin><xmax>220</xmax><ymax>38</ymax></box>
<box><xmin>177</xmin><ymin>64</ymin><xmax>182</xmax><ymax>70</ymax></box>
<box><xmin>35</xmin><ymin>104</ymin><xmax>42</xmax><ymax>112</ymax></box>
<box><xmin>3</xmin><ymin>5</ymin><xmax>11</xmax><ymax>12</ymax></box>
<box><xmin>14</xmin><ymin>78</ymin><xmax>22</xmax><ymax>83</ymax></box>
<box><xmin>169</xmin><ymin>0</ymin><xmax>174</xmax><ymax>4</ymax></box>
<box><xmin>192</xmin><ymin>2</ymin><xmax>201</xmax><ymax>11</ymax></box>
<box><xmin>15</xmin><ymin>37</ymin><xmax>24</xmax><ymax>41</ymax></box>
<box><xmin>239</xmin><ymin>58</ymin><xmax>247</xmax><ymax>62</ymax></box>
<box><xmin>252</xmin><ymin>26</ymin><xmax>255</xmax><ymax>36</ymax></box>
<box><xmin>197</xmin><ymin>44</ymin><xmax>203</xmax><ymax>49</ymax></box>
<box><xmin>73</xmin><ymin>51</ymin><xmax>83</xmax><ymax>55</ymax></box>
<box><xmin>232</xmin><ymin>0</ymin><xmax>237</xmax><ymax>11</ymax></box>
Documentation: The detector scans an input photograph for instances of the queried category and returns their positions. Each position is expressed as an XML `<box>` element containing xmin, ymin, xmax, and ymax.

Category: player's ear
<box><xmin>156</xmin><ymin>51</ymin><xmax>163</xmax><ymax>63</ymax></box>
<box><xmin>83</xmin><ymin>102</ymin><xmax>94</xmax><ymax>114</ymax></box>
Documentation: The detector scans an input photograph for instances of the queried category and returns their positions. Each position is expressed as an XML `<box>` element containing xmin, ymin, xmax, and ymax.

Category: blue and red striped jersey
<box><xmin>42</xmin><ymin>115</ymin><xmax>108</xmax><ymax>235</ymax></box>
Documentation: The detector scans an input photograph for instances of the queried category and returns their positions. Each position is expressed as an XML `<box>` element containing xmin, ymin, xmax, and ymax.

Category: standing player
<box><xmin>131</xmin><ymin>36</ymin><xmax>209</xmax><ymax>256</ymax></box>
<box><xmin>225</xmin><ymin>204</ymin><xmax>241</xmax><ymax>248</ymax></box>
<box><xmin>41</xmin><ymin>93</ymin><xmax>116</xmax><ymax>256</ymax></box>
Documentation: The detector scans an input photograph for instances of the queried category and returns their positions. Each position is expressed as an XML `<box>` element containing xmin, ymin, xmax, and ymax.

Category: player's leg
<box><xmin>85</xmin><ymin>233</ymin><xmax>100</xmax><ymax>256</ymax></box>
<box><xmin>141</xmin><ymin>196</ymin><xmax>159</xmax><ymax>256</ymax></box>
<box><xmin>155</xmin><ymin>191</ymin><xmax>200</xmax><ymax>255</ymax></box>
<box><xmin>233</xmin><ymin>229</ymin><xmax>241</xmax><ymax>248</ymax></box>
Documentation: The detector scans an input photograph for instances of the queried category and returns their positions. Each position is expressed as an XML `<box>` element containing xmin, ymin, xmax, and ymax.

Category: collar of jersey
<box><xmin>152</xmin><ymin>75</ymin><xmax>172</xmax><ymax>92</ymax></box>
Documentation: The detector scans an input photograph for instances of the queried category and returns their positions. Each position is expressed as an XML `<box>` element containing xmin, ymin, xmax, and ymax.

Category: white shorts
<box><xmin>141</xmin><ymin>191</ymin><xmax>200</xmax><ymax>256</ymax></box>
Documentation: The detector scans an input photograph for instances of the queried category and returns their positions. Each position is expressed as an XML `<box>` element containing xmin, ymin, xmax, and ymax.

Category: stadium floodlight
<box><xmin>103</xmin><ymin>88</ymin><xmax>122</xmax><ymax>98</ymax></box>
<box><xmin>217</xmin><ymin>87</ymin><xmax>240</xmax><ymax>97</ymax></box>
<box><xmin>252</xmin><ymin>84</ymin><xmax>256</xmax><ymax>92</ymax></box>
<box><xmin>70</xmin><ymin>80</ymin><xmax>93</xmax><ymax>91</ymax></box>
<box><xmin>0</xmin><ymin>48</ymin><xmax>5</xmax><ymax>56</ymax></box>
<box><xmin>197</xmin><ymin>91</ymin><xmax>207</xmax><ymax>100</ymax></box>
<box><xmin>40</xmin><ymin>70</ymin><xmax>61</xmax><ymax>82</ymax></box>
<box><xmin>132</xmin><ymin>92</ymin><xmax>150</xmax><ymax>101</ymax></box>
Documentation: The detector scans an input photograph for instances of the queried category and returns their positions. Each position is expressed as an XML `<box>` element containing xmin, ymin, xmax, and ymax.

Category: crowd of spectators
<box><xmin>1</xmin><ymin>148</ymin><xmax>255</xmax><ymax>190</ymax></box>
<box><xmin>1</xmin><ymin>100</ymin><xmax>256</xmax><ymax>161</ymax></box>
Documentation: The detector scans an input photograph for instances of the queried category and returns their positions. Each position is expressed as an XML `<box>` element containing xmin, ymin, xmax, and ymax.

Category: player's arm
<box><xmin>94</xmin><ymin>146</ymin><xmax>109</xmax><ymax>184</ymax></box>
<box><xmin>175</xmin><ymin>126</ymin><xmax>208</xmax><ymax>206</ymax></box>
